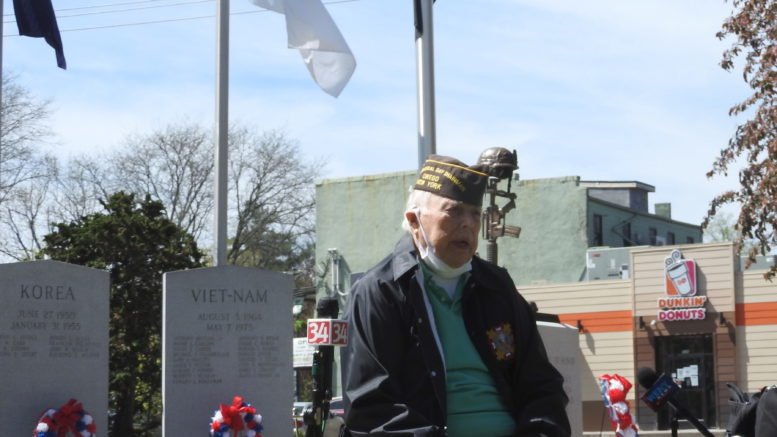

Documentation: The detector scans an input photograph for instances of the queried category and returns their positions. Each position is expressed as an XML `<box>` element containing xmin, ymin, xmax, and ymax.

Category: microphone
<box><xmin>636</xmin><ymin>367</ymin><xmax>714</xmax><ymax>437</ymax></box>
<box><xmin>305</xmin><ymin>298</ymin><xmax>346</xmax><ymax>437</ymax></box>
<box><xmin>307</xmin><ymin>297</ymin><xmax>347</xmax><ymax>346</ymax></box>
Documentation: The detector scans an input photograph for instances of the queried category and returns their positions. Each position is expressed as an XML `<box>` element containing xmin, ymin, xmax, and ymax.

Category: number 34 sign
<box><xmin>307</xmin><ymin>319</ymin><xmax>348</xmax><ymax>346</ymax></box>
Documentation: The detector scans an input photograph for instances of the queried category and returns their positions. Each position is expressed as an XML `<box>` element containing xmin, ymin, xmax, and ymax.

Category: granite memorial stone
<box><xmin>0</xmin><ymin>260</ymin><xmax>109</xmax><ymax>435</ymax></box>
<box><xmin>162</xmin><ymin>265</ymin><xmax>293</xmax><ymax>436</ymax></box>
<box><xmin>538</xmin><ymin>321</ymin><xmax>583</xmax><ymax>436</ymax></box>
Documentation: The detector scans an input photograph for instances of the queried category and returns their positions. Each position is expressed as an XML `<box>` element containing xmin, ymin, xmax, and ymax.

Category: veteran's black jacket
<box><xmin>341</xmin><ymin>236</ymin><xmax>571</xmax><ymax>437</ymax></box>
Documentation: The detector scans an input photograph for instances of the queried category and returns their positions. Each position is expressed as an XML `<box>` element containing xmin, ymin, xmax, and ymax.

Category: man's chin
<box><xmin>444</xmin><ymin>254</ymin><xmax>474</xmax><ymax>269</ymax></box>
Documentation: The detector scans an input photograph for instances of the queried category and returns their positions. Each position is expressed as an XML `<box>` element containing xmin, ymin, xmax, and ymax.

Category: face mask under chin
<box><xmin>414</xmin><ymin>212</ymin><xmax>472</xmax><ymax>279</ymax></box>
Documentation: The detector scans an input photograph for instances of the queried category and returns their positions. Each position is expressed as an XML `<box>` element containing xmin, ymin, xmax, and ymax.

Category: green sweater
<box><xmin>422</xmin><ymin>266</ymin><xmax>516</xmax><ymax>437</ymax></box>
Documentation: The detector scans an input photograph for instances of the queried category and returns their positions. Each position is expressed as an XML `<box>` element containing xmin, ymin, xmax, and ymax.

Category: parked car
<box><xmin>328</xmin><ymin>396</ymin><xmax>345</xmax><ymax>419</ymax></box>
<box><xmin>293</xmin><ymin>399</ymin><xmax>346</xmax><ymax>437</ymax></box>
<box><xmin>293</xmin><ymin>401</ymin><xmax>312</xmax><ymax>436</ymax></box>
<box><xmin>327</xmin><ymin>397</ymin><xmax>346</xmax><ymax>437</ymax></box>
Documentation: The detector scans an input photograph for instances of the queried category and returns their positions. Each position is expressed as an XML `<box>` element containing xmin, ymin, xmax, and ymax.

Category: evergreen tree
<box><xmin>42</xmin><ymin>192</ymin><xmax>204</xmax><ymax>436</ymax></box>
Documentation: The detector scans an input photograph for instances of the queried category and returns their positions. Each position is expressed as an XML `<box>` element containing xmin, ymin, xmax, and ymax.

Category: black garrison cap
<box><xmin>414</xmin><ymin>154</ymin><xmax>488</xmax><ymax>206</ymax></box>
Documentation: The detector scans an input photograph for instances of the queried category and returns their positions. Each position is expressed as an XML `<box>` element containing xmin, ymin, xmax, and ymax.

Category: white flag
<box><xmin>252</xmin><ymin>0</ymin><xmax>356</xmax><ymax>97</ymax></box>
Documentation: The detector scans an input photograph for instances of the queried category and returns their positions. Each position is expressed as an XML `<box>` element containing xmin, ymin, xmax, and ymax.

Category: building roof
<box><xmin>579</xmin><ymin>180</ymin><xmax>655</xmax><ymax>192</ymax></box>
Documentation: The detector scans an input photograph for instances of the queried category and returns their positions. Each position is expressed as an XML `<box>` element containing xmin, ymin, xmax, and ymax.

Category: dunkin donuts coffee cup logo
<box><xmin>657</xmin><ymin>249</ymin><xmax>706</xmax><ymax>322</ymax></box>
<box><xmin>664</xmin><ymin>249</ymin><xmax>696</xmax><ymax>297</ymax></box>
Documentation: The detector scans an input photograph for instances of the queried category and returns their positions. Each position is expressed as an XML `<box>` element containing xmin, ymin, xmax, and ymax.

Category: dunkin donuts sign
<box><xmin>657</xmin><ymin>249</ymin><xmax>707</xmax><ymax>321</ymax></box>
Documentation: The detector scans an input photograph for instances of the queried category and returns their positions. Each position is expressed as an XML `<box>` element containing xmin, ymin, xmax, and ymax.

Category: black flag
<box><xmin>13</xmin><ymin>0</ymin><xmax>67</xmax><ymax>69</ymax></box>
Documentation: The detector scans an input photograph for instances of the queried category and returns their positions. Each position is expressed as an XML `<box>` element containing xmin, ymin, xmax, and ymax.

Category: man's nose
<box><xmin>462</xmin><ymin>211</ymin><xmax>480</xmax><ymax>228</ymax></box>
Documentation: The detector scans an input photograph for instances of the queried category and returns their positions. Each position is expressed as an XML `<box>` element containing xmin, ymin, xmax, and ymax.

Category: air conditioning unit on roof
<box><xmin>584</xmin><ymin>246</ymin><xmax>646</xmax><ymax>281</ymax></box>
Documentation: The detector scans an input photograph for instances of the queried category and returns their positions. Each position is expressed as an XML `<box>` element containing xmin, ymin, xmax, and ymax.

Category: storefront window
<box><xmin>655</xmin><ymin>334</ymin><xmax>716</xmax><ymax>430</ymax></box>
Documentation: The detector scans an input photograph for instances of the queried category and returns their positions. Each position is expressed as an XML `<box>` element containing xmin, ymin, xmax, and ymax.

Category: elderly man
<box><xmin>341</xmin><ymin>155</ymin><xmax>570</xmax><ymax>437</ymax></box>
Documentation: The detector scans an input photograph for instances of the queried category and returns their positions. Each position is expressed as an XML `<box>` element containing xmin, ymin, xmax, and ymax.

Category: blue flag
<box><xmin>13</xmin><ymin>0</ymin><xmax>67</xmax><ymax>69</ymax></box>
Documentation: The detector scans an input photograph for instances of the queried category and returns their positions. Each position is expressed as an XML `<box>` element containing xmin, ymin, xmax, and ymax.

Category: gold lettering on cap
<box><xmin>443</xmin><ymin>170</ymin><xmax>466</xmax><ymax>191</ymax></box>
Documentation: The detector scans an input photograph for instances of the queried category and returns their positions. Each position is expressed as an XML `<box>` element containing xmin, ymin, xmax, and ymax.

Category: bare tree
<box><xmin>227</xmin><ymin>128</ymin><xmax>322</xmax><ymax>274</ymax></box>
<box><xmin>108</xmin><ymin>122</ymin><xmax>214</xmax><ymax>241</ymax></box>
<box><xmin>0</xmin><ymin>155</ymin><xmax>58</xmax><ymax>260</ymax></box>
<box><xmin>0</xmin><ymin>75</ymin><xmax>59</xmax><ymax>260</ymax></box>
<box><xmin>91</xmin><ymin>123</ymin><xmax>321</xmax><ymax>272</ymax></box>
<box><xmin>52</xmin><ymin>155</ymin><xmax>112</xmax><ymax>224</ymax></box>
<box><xmin>1</xmin><ymin>106</ymin><xmax>323</xmax><ymax>269</ymax></box>
<box><xmin>0</xmin><ymin>74</ymin><xmax>54</xmax><ymax>205</ymax></box>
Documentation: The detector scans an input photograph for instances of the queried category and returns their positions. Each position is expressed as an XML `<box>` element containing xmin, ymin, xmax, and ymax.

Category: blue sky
<box><xmin>2</xmin><ymin>0</ymin><xmax>749</xmax><ymax>226</ymax></box>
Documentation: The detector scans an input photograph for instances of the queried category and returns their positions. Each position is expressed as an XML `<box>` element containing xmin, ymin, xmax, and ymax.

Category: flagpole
<box><xmin>414</xmin><ymin>0</ymin><xmax>436</xmax><ymax>169</ymax></box>
<box><xmin>214</xmin><ymin>0</ymin><xmax>230</xmax><ymax>266</ymax></box>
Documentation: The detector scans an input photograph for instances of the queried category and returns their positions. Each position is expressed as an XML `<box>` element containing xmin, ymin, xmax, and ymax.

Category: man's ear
<box><xmin>405</xmin><ymin>210</ymin><xmax>420</xmax><ymax>229</ymax></box>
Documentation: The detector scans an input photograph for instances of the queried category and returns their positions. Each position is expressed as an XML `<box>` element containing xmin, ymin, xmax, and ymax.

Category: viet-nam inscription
<box><xmin>190</xmin><ymin>288</ymin><xmax>268</xmax><ymax>304</ymax></box>
<box><xmin>170</xmin><ymin>335</ymin><xmax>226</xmax><ymax>384</ymax></box>
<box><xmin>196</xmin><ymin>311</ymin><xmax>261</xmax><ymax>333</ymax></box>
<box><xmin>237</xmin><ymin>335</ymin><xmax>281</xmax><ymax>378</ymax></box>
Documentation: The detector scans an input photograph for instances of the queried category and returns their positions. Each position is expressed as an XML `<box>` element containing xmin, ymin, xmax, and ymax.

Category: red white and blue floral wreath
<box><xmin>34</xmin><ymin>398</ymin><xmax>96</xmax><ymax>437</ymax></box>
<box><xmin>210</xmin><ymin>396</ymin><xmax>263</xmax><ymax>437</ymax></box>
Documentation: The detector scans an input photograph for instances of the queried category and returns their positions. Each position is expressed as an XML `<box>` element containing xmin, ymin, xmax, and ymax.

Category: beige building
<box><xmin>521</xmin><ymin>242</ymin><xmax>776</xmax><ymax>434</ymax></box>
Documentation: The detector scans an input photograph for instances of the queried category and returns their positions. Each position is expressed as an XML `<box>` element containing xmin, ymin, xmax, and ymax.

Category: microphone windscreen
<box><xmin>637</xmin><ymin>367</ymin><xmax>659</xmax><ymax>389</ymax></box>
<box><xmin>316</xmin><ymin>297</ymin><xmax>339</xmax><ymax>318</ymax></box>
